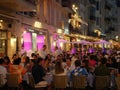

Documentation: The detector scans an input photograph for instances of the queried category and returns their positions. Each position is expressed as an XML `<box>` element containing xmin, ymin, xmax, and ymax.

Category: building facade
<box><xmin>88</xmin><ymin>0</ymin><xmax>119</xmax><ymax>41</ymax></box>
<box><xmin>0</xmin><ymin>0</ymin><xmax>71</xmax><ymax>58</ymax></box>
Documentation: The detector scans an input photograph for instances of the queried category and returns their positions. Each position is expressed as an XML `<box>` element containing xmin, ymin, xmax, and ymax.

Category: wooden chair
<box><xmin>28</xmin><ymin>73</ymin><xmax>47</xmax><ymax>90</ymax></box>
<box><xmin>72</xmin><ymin>75</ymin><xmax>87</xmax><ymax>90</ymax></box>
<box><xmin>95</xmin><ymin>76</ymin><xmax>110</xmax><ymax>90</ymax></box>
<box><xmin>7</xmin><ymin>73</ymin><xmax>21</xmax><ymax>90</ymax></box>
<box><xmin>115</xmin><ymin>76</ymin><xmax>120</xmax><ymax>90</ymax></box>
<box><xmin>53</xmin><ymin>75</ymin><xmax>68</xmax><ymax>89</ymax></box>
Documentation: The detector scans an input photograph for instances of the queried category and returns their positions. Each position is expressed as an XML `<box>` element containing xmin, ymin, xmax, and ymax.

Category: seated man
<box><xmin>70</xmin><ymin>60</ymin><xmax>88</xmax><ymax>79</ymax></box>
<box><xmin>32</xmin><ymin>57</ymin><xmax>48</xmax><ymax>86</ymax></box>
<box><xmin>94</xmin><ymin>57</ymin><xmax>110</xmax><ymax>76</ymax></box>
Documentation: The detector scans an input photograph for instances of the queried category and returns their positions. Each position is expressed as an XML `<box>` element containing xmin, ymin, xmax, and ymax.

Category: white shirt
<box><xmin>39</xmin><ymin>49</ymin><xmax>47</xmax><ymax>59</ymax></box>
<box><xmin>53</xmin><ymin>49</ymin><xmax>62</xmax><ymax>59</ymax></box>
<box><xmin>27</xmin><ymin>50</ymin><xmax>34</xmax><ymax>59</ymax></box>
<box><xmin>0</xmin><ymin>65</ymin><xmax>7</xmax><ymax>85</ymax></box>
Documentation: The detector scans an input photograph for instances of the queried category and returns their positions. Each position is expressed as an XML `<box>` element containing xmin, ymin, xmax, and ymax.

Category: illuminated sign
<box><xmin>34</xmin><ymin>21</ymin><xmax>42</xmax><ymax>28</ymax></box>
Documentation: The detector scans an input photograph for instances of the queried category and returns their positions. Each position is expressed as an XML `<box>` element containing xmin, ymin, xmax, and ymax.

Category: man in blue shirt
<box><xmin>70</xmin><ymin>60</ymin><xmax>88</xmax><ymax>80</ymax></box>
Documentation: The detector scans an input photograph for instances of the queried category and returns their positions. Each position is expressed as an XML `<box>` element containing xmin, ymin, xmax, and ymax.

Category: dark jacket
<box><xmin>94</xmin><ymin>64</ymin><xmax>110</xmax><ymax>76</ymax></box>
<box><xmin>32</xmin><ymin>65</ymin><xmax>46</xmax><ymax>84</ymax></box>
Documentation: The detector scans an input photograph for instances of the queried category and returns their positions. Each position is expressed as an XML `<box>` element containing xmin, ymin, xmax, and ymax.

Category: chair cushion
<box><xmin>35</xmin><ymin>81</ymin><xmax>48</xmax><ymax>88</ymax></box>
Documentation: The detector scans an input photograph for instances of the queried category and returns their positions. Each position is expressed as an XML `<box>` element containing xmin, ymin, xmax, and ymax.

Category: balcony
<box><xmin>16</xmin><ymin>11</ymin><xmax>36</xmax><ymax>17</ymax></box>
<box><xmin>0</xmin><ymin>0</ymin><xmax>36</xmax><ymax>12</ymax></box>
<box><xmin>69</xmin><ymin>23</ymin><xmax>81</xmax><ymax>34</ymax></box>
<box><xmin>89</xmin><ymin>0</ymin><xmax>96</xmax><ymax>4</ymax></box>
<box><xmin>109</xmin><ymin>27</ymin><xmax>115</xmax><ymax>31</ymax></box>
<box><xmin>104</xmin><ymin>17</ymin><xmax>111</xmax><ymax>21</ymax></box>
<box><xmin>105</xmin><ymin>30</ymin><xmax>111</xmax><ymax>34</ymax></box>
<box><xmin>104</xmin><ymin>17</ymin><xmax>111</xmax><ymax>24</ymax></box>
<box><xmin>62</xmin><ymin>0</ymin><xmax>71</xmax><ymax>7</ymax></box>
<box><xmin>104</xmin><ymin>3</ymin><xmax>111</xmax><ymax>11</ymax></box>
<box><xmin>111</xmin><ymin>17</ymin><xmax>117</xmax><ymax>22</ymax></box>
<box><xmin>89</xmin><ymin>15</ymin><xmax>96</xmax><ymax>20</ymax></box>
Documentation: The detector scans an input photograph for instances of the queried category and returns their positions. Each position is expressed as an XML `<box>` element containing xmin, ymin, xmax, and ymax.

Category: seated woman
<box><xmin>0</xmin><ymin>58</ymin><xmax>8</xmax><ymax>86</ymax></box>
<box><xmin>53</xmin><ymin>61</ymin><xmax>67</xmax><ymax>76</ymax></box>
<box><xmin>9</xmin><ymin>57</ymin><xmax>26</xmax><ymax>83</ymax></box>
<box><xmin>3</xmin><ymin>56</ymin><xmax>11</xmax><ymax>71</ymax></box>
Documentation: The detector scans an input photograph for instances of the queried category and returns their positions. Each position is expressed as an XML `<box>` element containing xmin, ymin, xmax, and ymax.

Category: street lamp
<box><xmin>72</xmin><ymin>4</ymin><xmax>78</xmax><ymax>13</ymax></box>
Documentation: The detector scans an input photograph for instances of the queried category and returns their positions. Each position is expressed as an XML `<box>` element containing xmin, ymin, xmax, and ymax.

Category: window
<box><xmin>96</xmin><ymin>17</ymin><xmax>99</xmax><ymax>25</ymax></box>
<box><xmin>90</xmin><ymin>6</ymin><xmax>96</xmax><ymax>15</ymax></box>
<box><xmin>96</xmin><ymin>1</ymin><xmax>99</xmax><ymax>10</ymax></box>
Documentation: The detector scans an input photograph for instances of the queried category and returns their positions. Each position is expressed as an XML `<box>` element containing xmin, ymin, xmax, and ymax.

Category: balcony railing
<box><xmin>16</xmin><ymin>11</ymin><xmax>36</xmax><ymax>17</ymax></box>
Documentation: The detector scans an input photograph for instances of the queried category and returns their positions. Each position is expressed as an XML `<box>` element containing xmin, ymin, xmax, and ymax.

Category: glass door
<box><xmin>0</xmin><ymin>30</ymin><xmax>7</xmax><ymax>57</ymax></box>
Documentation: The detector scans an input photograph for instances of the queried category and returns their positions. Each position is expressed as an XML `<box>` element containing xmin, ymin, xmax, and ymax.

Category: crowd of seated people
<box><xmin>0</xmin><ymin>48</ymin><xmax>120</xmax><ymax>90</ymax></box>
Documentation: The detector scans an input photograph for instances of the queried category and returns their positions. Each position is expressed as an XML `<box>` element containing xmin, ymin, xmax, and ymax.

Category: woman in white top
<box><xmin>53</xmin><ymin>61</ymin><xmax>67</xmax><ymax>76</ymax></box>
<box><xmin>0</xmin><ymin>58</ymin><xmax>8</xmax><ymax>85</ymax></box>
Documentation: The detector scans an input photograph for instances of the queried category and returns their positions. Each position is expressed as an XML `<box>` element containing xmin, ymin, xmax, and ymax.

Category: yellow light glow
<box><xmin>78</xmin><ymin>25</ymin><xmax>81</xmax><ymax>27</ymax></box>
<box><xmin>0</xmin><ymin>20</ymin><xmax>3</xmax><ymax>22</ymax></box>
<box><xmin>72</xmin><ymin>4</ymin><xmax>75</xmax><ymax>8</ymax></box>
<box><xmin>34</xmin><ymin>21</ymin><xmax>42</xmax><ymax>28</ymax></box>
<box><xmin>23</xmin><ymin>31</ymin><xmax>27</xmax><ymax>34</ymax></box>
<box><xmin>75</xmin><ymin>7</ymin><xmax>78</xmax><ymax>10</ymax></box>
<box><xmin>21</xmin><ymin>38</ymin><xmax>23</xmax><ymax>44</ymax></box>
<box><xmin>104</xmin><ymin>44</ymin><xmax>107</xmax><ymax>48</ymax></box>
<box><xmin>68</xmin><ymin>19</ymin><xmax>71</xmax><ymax>23</ymax></box>
<box><xmin>94</xmin><ymin>29</ymin><xmax>101</xmax><ymax>36</ymax></box>
<box><xmin>53</xmin><ymin>41</ymin><xmax>56</xmax><ymax>46</ymax></box>
<box><xmin>11</xmin><ymin>38</ymin><xmax>16</xmax><ymax>47</ymax></box>
<box><xmin>0</xmin><ymin>23</ymin><xmax>3</xmax><ymax>29</ymax></box>
<box><xmin>44</xmin><ymin>36</ymin><xmax>45</xmax><ymax>39</ymax></box>
<box><xmin>60</xmin><ymin>42</ymin><xmax>63</xmax><ymax>48</ymax></box>
<box><xmin>77</xmin><ymin>39</ymin><xmax>80</xmax><ymax>42</ymax></box>
<box><xmin>108</xmin><ymin>44</ymin><xmax>110</xmax><ymax>48</ymax></box>
<box><xmin>99</xmin><ymin>44</ymin><xmax>102</xmax><ymax>48</ymax></box>
<box><xmin>57</xmin><ymin>29</ymin><xmax>63</xmax><ymax>34</ymax></box>
<box><xmin>94</xmin><ymin>29</ymin><xmax>98</xmax><ymax>33</ymax></box>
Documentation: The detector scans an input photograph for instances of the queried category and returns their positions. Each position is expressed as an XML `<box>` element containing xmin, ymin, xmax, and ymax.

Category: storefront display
<box><xmin>23</xmin><ymin>32</ymin><xmax>32</xmax><ymax>51</ymax></box>
<box><xmin>22</xmin><ymin>27</ymin><xmax>46</xmax><ymax>52</ymax></box>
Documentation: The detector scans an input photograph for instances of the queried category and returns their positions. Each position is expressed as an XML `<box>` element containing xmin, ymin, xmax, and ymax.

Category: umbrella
<box><xmin>71</xmin><ymin>40</ymin><xmax>92</xmax><ymax>44</ymax></box>
<box><xmin>78</xmin><ymin>40</ymin><xmax>92</xmax><ymax>44</ymax></box>
<box><xmin>57</xmin><ymin>39</ymin><xmax>69</xmax><ymax>43</ymax></box>
<box><xmin>94</xmin><ymin>40</ymin><xmax>111</xmax><ymax>44</ymax></box>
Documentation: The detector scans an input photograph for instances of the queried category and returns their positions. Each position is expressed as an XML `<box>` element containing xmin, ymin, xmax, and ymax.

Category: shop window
<box><xmin>23</xmin><ymin>33</ymin><xmax>32</xmax><ymax>51</ymax></box>
<box><xmin>0</xmin><ymin>31</ymin><xmax>7</xmax><ymax>57</ymax></box>
<box><xmin>37</xmin><ymin>35</ymin><xmax>45</xmax><ymax>50</ymax></box>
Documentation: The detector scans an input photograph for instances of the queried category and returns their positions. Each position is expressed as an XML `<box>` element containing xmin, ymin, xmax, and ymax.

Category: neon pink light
<box><xmin>37</xmin><ymin>35</ymin><xmax>44</xmax><ymax>50</ymax></box>
<box><xmin>23</xmin><ymin>33</ymin><xmax>32</xmax><ymax>50</ymax></box>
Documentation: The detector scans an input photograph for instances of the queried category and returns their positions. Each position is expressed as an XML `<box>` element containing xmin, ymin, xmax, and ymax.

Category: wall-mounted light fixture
<box><xmin>0</xmin><ymin>19</ymin><xmax>3</xmax><ymax>29</ymax></box>
<box><xmin>94</xmin><ymin>29</ymin><xmax>101</xmax><ymax>36</ymax></box>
